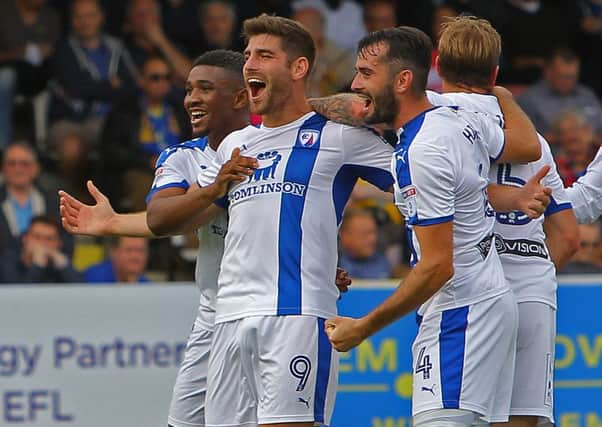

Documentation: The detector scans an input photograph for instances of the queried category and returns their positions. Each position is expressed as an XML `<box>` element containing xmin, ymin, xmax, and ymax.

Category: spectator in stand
<box><xmin>560</xmin><ymin>221</ymin><xmax>602</xmax><ymax>274</ymax></box>
<box><xmin>0</xmin><ymin>142</ymin><xmax>73</xmax><ymax>254</ymax></box>
<box><xmin>492</xmin><ymin>0</ymin><xmax>581</xmax><ymax>85</ymax></box>
<box><xmin>363</xmin><ymin>0</ymin><xmax>396</xmax><ymax>32</ymax></box>
<box><xmin>160</xmin><ymin>0</ymin><xmax>201</xmax><ymax>58</ymax></box>
<box><xmin>0</xmin><ymin>215</ymin><xmax>81</xmax><ymax>283</ymax></box>
<box><xmin>0</xmin><ymin>0</ymin><xmax>61</xmax><ymax>149</ymax></box>
<box><xmin>292</xmin><ymin>0</ymin><xmax>366</xmax><ymax>52</ymax></box>
<box><xmin>339</xmin><ymin>209</ymin><xmax>391</xmax><ymax>279</ymax></box>
<box><xmin>552</xmin><ymin>109</ymin><xmax>599</xmax><ymax>186</ymax></box>
<box><xmin>292</xmin><ymin>6</ymin><xmax>355</xmax><ymax>97</ymax></box>
<box><xmin>577</xmin><ymin>0</ymin><xmax>602</xmax><ymax>99</ymax></box>
<box><xmin>39</xmin><ymin>121</ymin><xmax>95</xmax><ymax>205</ymax></box>
<box><xmin>518</xmin><ymin>46</ymin><xmax>602</xmax><ymax>138</ymax></box>
<box><xmin>100</xmin><ymin>56</ymin><xmax>189</xmax><ymax>211</ymax></box>
<box><xmin>49</xmin><ymin>0</ymin><xmax>138</xmax><ymax>141</ymax></box>
<box><xmin>427</xmin><ymin>2</ymin><xmax>459</xmax><ymax>92</ymax></box>
<box><xmin>122</xmin><ymin>0</ymin><xmax>191</xmax><ymax>86</ymax></box>
<box><xmin>84</xmin><ymin>236</ymin><xmax>150</xmax><ymax>283</ymax></box>
<box><xmin>196</xmin><ymin>1</ymin><xmax>243</xmax><ymax>55</ymax></box>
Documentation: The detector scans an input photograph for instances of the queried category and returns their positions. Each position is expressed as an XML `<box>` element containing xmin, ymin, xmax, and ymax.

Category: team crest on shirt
<box><xmin>299</xmin><ymin>130</ymin><xmax>320</xmax><ymax>147</ymax></box>
<box><xmin>155</xmin><ymin>167</ymin><xmax>164</xmax><ymax>177</ymax></box>
<box><xmin>401</xmin><ymin>185</ymin><xmax>417</xmax><ymax>218</ymax></box>
<box><xmin>248</xmin><ymin>150</ymin><xmax>282</xmax><ymax>182</ymax></box>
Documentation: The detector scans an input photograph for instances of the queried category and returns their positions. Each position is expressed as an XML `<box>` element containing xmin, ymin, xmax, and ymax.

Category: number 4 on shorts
<box><xmin>415</xmin><ymin>346</ymin><xmax>433</xmax><ymax>380</ymax></box>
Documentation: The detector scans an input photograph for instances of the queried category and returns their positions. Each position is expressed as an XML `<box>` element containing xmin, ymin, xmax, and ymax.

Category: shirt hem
<box><xmin>215</xmin><ymin>308</ymin><xmax>336</xmax><ymax>324</ymax></box>
<box><xmin>419</xmin><ymin>287</ymin><xmax>509</xmax><ymax>316</ymax></box>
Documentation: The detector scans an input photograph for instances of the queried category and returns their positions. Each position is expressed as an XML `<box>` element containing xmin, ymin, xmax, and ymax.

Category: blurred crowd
<box><xmin>0</xmin><ymin>0</ymin><xmax>601</xmax><ymax>284</ymax></box>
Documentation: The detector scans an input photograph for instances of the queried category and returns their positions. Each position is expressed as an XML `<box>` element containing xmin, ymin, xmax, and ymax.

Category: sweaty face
<box><xmin>184</xmin><ymin>65</ymin><xmax>242</xmax><ymax>137</ymax></box>
<box><xmin>351</xmin><ymin>44</ymin><xmax>399</xmax><ymax>126</ymax></box>
<box><xmin>243</xmin><ymin>34</ymin><xmax>294</xmax><ymax>116</ymax></box>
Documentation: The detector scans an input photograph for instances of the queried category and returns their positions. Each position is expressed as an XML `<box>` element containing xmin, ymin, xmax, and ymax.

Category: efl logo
<box><xmin>299</xmin><ymin>130</ymin><xmax>320</xmax><ymax>147</ymax></box>
<box><xmin>401</xmin><ymin>186</ymin><xmax>416</xmax><ymax>199</ymax></box>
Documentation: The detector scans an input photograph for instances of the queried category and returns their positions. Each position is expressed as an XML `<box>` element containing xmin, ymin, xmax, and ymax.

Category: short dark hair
<box><xmin>357</xmin><ymin>26</ymin><xmax>432</xmax><ymax>95</ymax></box>
<box><xmin>28</xmin><ymin>215</ymin><xmax>60</xmax><ymax>234</ymax></box>
<box><xmin>546</xmin><ymin>45</ymin><xmax>579</xmax><ymax>65</ymax></box>
<box><xmin>242</xmin><ymin>14</ymin><xmax>316</xmax><ymax>74</ymax></box>
<box><xmin>192</xmin><ymin>49</ymin><xmax>245</xmax><ymax>84</ymax></box>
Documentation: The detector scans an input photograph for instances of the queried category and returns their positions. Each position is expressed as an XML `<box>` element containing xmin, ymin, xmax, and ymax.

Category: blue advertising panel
<box><xmin>331</xmin><ymin>282</ymin><xmax>602</xmax><ymax>427</ymax></box>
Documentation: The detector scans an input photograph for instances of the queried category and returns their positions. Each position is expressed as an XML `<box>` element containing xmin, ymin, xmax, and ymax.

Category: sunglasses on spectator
<box><xmin>147</xmin><ymin>73</ymin><xmax>172</xmax><ymax>82</ymax></box>
<box><xmin>580</xmin><ymin>240</ymin><xmax>600</xmax><ymax>248</ymax></box>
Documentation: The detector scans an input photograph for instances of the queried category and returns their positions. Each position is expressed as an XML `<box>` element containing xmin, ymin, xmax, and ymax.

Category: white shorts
<box><xmin>510</xmin><ymin>302</ymin><xmax>555</xmax><ymax>423</ymax></box>
<box><xmin>412</xmin><ymin>291</ymin><xmax>518</xmax><ymax>423</ymax></box>
<box><xmin>205</xmin><ymin>315</ymin><xmax>339</xmax><ymax>427</ymax></box>
<box><xmin>168</xmin><ymin>323</ymin><xmax>212</xmax><ymax>427</ymax></box>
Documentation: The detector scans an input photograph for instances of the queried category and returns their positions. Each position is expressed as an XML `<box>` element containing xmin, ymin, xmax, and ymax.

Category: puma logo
<box><xmin>421</xmin><ymin>385</ymin><xmax>436</xmax><ymax>396</ymax></box>
<box><xmin>298</xmin><ymin>397</ymin><xmax>311</xmax><ymax>408</ymax></box>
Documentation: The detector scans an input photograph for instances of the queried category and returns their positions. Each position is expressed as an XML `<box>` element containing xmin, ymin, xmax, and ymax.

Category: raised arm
<box><xmin>492</xmin><ymin>86</ymin><xmax>541</xmax><ymax>163</ymax></box>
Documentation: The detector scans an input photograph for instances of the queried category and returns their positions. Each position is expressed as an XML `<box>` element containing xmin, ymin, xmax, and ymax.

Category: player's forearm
<box><xmin>543</xmin><ymin>210</ymin><xmax>579</xmax><ymax>270</ymax></box>
<box><xmin>108</xmin><ymin>212</ymin><xmax>156</xmax><ymax>238</ymax></box>
<box><xmin>359</xmin><ymin>259</ymin><xmax>453</xmax><ymax>338</ymax></box>
<box><xmin>487</xmin><ymin>184</ymin><xmax>522</xmax><ymax>212</ymax></box>
<box><xmin>493</xmin><ymin>86</ymin><xmax>541</xmax><ymax>163</ymax></box>
<box><xmin>147</xmin><ymin>184</ymin><xmax>220</xmax><ymax>236</ymax></box>
<box><xmin>308</xmin><ymin>93</ymin><xmax>367</xmax><ymax>126</ymax></box>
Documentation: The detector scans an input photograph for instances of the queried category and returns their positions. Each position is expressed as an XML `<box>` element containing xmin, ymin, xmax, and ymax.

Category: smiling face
<box><xmin>184</xmin><ymin>64</ymin><xmax>244</xmax><ymax>138</ymax></box>
<box><xmin>243</xmin><ymin>34</ymin><xmax>294</xmax><ymax>116</ymax></box>
<box><xmin>350</xmin><ymin>42</ymin><xmax>399</xmax><ymax>126</ymax></box>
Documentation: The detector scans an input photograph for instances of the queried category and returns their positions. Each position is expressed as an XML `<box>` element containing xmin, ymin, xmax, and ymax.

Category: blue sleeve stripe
<box><xmin>332</xmin><ymin>165</ymin><xmax>394</xmax><ymax>225</ymax></box>
<box><xmin>145</xmin><ymin>180</ymin><xmax>189</xmax><ymax>204</ymax></box>
<box><xmin>545</xmin><ymin>196</ymin><xmax>572</xmax><ymax>216</ymax></box>
<box><xmin>214</xmin><ymin>195</ymin><xmax>228</xmax><ymax>208</ymax></box>
<box><xmin>410</xmin><ymin>215</ymin><xmax>454</xmax><ymax>226</ymax></box>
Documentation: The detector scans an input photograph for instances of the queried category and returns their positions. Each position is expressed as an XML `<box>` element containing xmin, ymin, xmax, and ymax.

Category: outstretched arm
<box><xmin>60</xmin><ymin>181</ymin><xmax>154</xmax><ymax>237</ymax></box>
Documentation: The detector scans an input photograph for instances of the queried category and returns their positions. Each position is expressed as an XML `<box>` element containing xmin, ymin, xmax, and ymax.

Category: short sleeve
<box><xmin>397</xmin><ymin>140</ymin><xmax>455</xmax><ymax>225</ymax></box>
<box><xmin>474</xmin><ymin>112</ymin><xmax>505</xmax><ymax>162</ymax></box>
<box><xmin>566</xmin><ymin>147</ymin><xmax>602</xmax><ymax>223</ymax></box>
<box><xmin>146</xmin><ymin>149</ymin><xmax>191</xmax><ymax>203</ymax></box>
<box><xmin>197</xmin><ymin>145</ymin><xmax>229</xmax><ymax>208</ymax></box>
<box><xmin>540</xmin><ymin>138</ymin><xmax>572</xmax><ymax>216</ymax></box>
<box><xmin>339</xmin><ymin>125</ymin><xmax>394</xmax><ymax>190</ymax></box>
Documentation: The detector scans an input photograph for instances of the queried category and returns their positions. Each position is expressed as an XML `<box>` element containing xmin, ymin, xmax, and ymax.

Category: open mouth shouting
<box><xmin>247</xmin><ymin>78</ymin><xmax>267</xmax><ymax>101</ymax></box>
